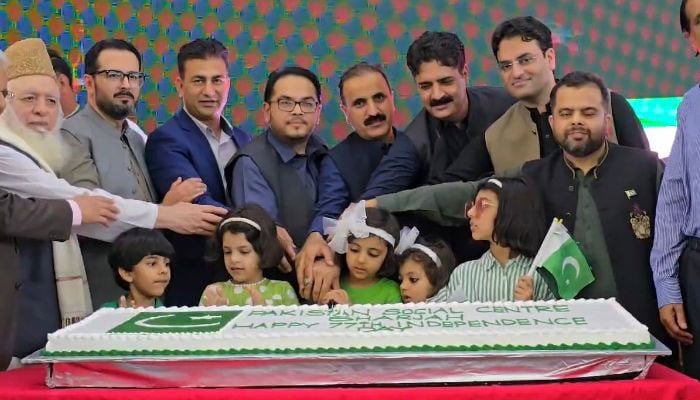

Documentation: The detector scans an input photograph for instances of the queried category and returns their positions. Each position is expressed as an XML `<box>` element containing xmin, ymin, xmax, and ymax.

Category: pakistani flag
<box><xmin>531</xmin><ymin>219</ymin><xmax>595</xmax><ymax>299</ymax></box>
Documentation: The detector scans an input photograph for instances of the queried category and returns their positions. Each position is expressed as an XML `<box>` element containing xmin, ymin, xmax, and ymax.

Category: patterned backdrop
<box><xmin>1</xmin><ymin>0</ymin><xmax>697</xmax><ymax>144</ymax></box>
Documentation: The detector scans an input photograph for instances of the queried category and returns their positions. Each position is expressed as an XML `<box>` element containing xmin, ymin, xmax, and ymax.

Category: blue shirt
<box><xmin>361</xmin><ymin>132</ymin><xmax>423</xmax><ymax>199</ymax></box>
<box><xmin>309</xmin><ymin>156</ymin><xmax>350</xmax><ymax>233</ymax></box>
<box><xmin>651</xmin><ymin>84</ymin><xmax>700</xmax><ymax>308</ymax></box>
<box><xmin>231</xmin><ymin>131</ymin><xmax>323</xmax><ymax>224</ymax></box>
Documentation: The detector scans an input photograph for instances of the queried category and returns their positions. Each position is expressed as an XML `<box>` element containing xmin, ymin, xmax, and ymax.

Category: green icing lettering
<box><xmin>476</xmin><ymin>306</ymin><xmax>492</xmax><ymax>313</ymax></box>
<box><xmin>532</xmin><ymin>318</ymin><xmax>555</xmax><ymax>326</ymax></box>
<box><xmin>553</xmin><ymin>305</ymin><xmax>570</xmax><ymax>313</ymax></box>
<box><xmin>572</xmin><ymin>317</ymin><xmax>587</xmax><ymax>325</ymax></box>
<box><xmin>553</xmin><ymin>318</ymin><xmax>572</xmax><ymax>325</ymax></box>
<box><xmin>534</xmin><ymin>306</ymin><xmax>553</xmax><ymax>313</ymax></box>
<box><xmin>516</xmin><ymin>318</ymin><xmax>531</xmax><ymax>326</ymax></box>
<box><xmin>467</xmin><ymin>320</ymin><xmax>482</xmax><ymax>328</ymax></box>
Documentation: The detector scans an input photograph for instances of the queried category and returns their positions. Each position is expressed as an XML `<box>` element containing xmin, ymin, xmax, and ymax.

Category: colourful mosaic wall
<box><xmin>1</xmin><ymin>0</ymin><xmax>696</xmax><ymax>144</ymax></box>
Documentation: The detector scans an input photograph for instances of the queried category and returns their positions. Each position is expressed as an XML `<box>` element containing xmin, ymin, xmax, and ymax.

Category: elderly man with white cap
<box><xmin>0</xmin><ymin>38</ymin><xmax>227</xmax><ymax>364</ymax></box>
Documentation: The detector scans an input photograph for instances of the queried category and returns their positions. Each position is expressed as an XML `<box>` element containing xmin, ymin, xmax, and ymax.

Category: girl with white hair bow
<box><xmin>319</xmin><ymin>201</ymin><xmax>403</xmax><ymax>305</ymax></box>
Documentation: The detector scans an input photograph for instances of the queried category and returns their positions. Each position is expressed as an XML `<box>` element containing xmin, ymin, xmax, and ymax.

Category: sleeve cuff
<box><xmin>654</xmin><ymin>277</ymin><xmax>683</xmax><ymax>308</ymax></box>
<box><xmin>67</xmin><ymin>199</ymin><xmax>82</xmax><ymax>226</ymax></box>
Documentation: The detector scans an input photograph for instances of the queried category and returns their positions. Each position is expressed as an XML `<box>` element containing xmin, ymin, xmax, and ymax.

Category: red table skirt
<box><xmin>0</xmin><ymin>363</ymin><xmax>698</xmax><ymax>400</ymax></box>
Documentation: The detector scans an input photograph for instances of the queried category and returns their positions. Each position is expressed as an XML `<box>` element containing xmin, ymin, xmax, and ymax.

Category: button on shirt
<box><xmin>184</xmin><ymin>107</ymin><xmax>237</xmax><ymax>187</ymax></box>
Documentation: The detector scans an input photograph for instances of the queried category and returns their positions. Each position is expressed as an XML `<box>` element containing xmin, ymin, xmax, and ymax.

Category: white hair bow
<box><xmin>323</xmin><ymin>201</ymin><xmax>396</xmax><ymax>254</ymax></box>
<box><xmin>394</xmin><ymin>226</ymin><xmax>442</xmax><ymax>268</ymax></box>
<box><xmin>394</xmin><ymin>226</ymin><xmax>420</xmax><ymax>255</ymax></box>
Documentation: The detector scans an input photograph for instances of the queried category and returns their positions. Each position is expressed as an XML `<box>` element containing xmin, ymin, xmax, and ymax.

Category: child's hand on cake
<box><xmin>244</xmin><ymin>285</ymin><xmax>264</xmax><ymax>306</ymax></box>
<box><xmin>201</xmin><ymin>284</ymin><xmax>229</xmax><ymax>306</ymax></box>
<box><xmin>514</xmin><ymin>276</ymin><xmax>534</xmax><ymax>301</ymax></box>
<box><xmin>320</xmin><ymin>289</ymin><xmax>350</xmax><ymax>305</ymax></box>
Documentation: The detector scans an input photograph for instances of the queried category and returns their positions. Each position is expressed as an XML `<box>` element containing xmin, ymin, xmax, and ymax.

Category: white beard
<box><xmin>0</xmin><ymin>104</ymin><xmax>66</xmax><ymax>172</ymax></box>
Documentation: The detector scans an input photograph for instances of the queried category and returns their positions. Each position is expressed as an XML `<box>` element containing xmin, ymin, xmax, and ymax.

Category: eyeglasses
<box><xmin>273</xmin><ymin>98</ymin><xmax>318</xmax><ymax>113</ymax></box>
<box><xmin>465</xmin><ymin>198</ymin><xmax>496</xmax><ymax>217</ymax></box>
<box><xmin>497</xmin><ymin>54</ymin><xmax>540</xmax><ymax>72</ymax></box>
<box><xmin>93</xmin><ymin>70</ymin><xmax>147</xmax><ymax>87</ymax></box>
<box><xmin>7</xmin><ymin>91</ymin><xmax>60</xmax><ymax>110</ymax></box>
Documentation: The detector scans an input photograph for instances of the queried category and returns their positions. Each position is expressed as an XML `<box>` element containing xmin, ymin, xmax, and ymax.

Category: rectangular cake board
<box><xmin>23</xmin><ymin>338</ymin><xmax>670</xmax><ymax>388</ymax></box>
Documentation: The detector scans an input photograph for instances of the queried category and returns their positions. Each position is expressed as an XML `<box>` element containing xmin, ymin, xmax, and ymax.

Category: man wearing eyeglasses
<box><xmin>228</xmin><ymin>66</ymin><xmax>327</xmax><ymax>294</ymax></box>
<box><xmin>145</xmin><ymin>38</ymin><xmax>251</xmax><ymax>306</ymax></box>
<box><xmin>438</xmin><ymin>16</ymin><xmax>649</xmax><ymax>183</ymax></box>
<box><xmin>59</xmin><ymin>39</ymin><xmax>213</xmax><ymax>306</ymax></box>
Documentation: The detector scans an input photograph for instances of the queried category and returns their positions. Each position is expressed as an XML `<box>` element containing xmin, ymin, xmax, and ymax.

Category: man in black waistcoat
<box><xmin>228</xmin><ymin>66</ymin><xmax>327</xmax><ymax>291</ymax></box>
<box><xmin>295</xmin><ymin>62</ymin><xmax>401</xmax><ymax>300</ymax></box>
<box><xmin>368</xmin><ymin>71</ymin><xmax>674</xmax><ymax>364</ymax></box>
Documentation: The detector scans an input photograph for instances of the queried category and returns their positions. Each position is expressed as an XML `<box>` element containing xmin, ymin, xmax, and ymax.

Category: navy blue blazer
<box><xmin>145</xmin><ymin>109</ymin><xmax>251</xmax><ymax>258</ymax></box>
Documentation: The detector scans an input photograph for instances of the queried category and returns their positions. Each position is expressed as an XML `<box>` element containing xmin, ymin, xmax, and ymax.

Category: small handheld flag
<box><xmin>528</xmin><ymin>218</ymin><xmax>595</xmax><ymax>299</ymax></box>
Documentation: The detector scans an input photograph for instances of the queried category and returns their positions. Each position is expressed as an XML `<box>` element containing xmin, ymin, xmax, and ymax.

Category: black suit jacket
<box><xmin>0</xmin><ymin>189</ymin><xmax>71</xmax><ymax>369</ymax></box>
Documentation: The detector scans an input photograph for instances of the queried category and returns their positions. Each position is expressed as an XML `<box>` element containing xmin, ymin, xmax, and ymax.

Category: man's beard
<box><xmin>559</xmin><ymin>127</ymin><xmax>606</xmax><ymax>158</ymax></box>
<box><xmin>0</xmin><ymin>104</ymin><xmax>67</xmax><ymax>172</ymax></box>
<box><xmin>96</xmin><ymin>89</ymin><xmax>135</xmax><ymax>120</ymax></box>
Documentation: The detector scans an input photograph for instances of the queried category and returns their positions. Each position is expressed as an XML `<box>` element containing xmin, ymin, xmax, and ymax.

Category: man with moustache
<box><xmin>360</xmin><ymin>31</ymin><xmax>515</xmax><ymax>198</ymax></box>
<box><xmin>296</xmin><ymin>62</ymin><xmax>401</xmax><ymax>299</ymax></box>
<box><xmin>0</xmin><ymin>38</ymin><xmax>227</xmax><ymax>360</ymax></box>
<box><xmin>439</xmin><ymin>16</ymin><xmax>649</xmax><ymax>183</ymax></box>
<box><xmin>369</xmin><ymin>71</ymin><xmax>673</xmax><ymax>363</ymax></box>
<box><xmin>59</xmin><ymin>39</ymin><xmax>208</xmax><ymax>306</ymax></box>
<box><xmin>650</xmin><ymin>0</ymin><xmax>700</xmax><ymax>379</ymax></box>
<box><xmin>228</xmin><ymin>66</ymin><xmax>327</xmax><ymax>291</ymax></box>
<box><xmin>146</xmin><ymin>38</ymin><xmax>251</xmax><ymax>306</ymax></box>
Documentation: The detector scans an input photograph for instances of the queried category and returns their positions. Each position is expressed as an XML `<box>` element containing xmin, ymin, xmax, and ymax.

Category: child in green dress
<box><xmin>320</xmin><ymin>201</ymin><xmax>402</xmax><ymax>305</ymax></box>
<box><xmin>200</xmin><ymin>204</ymin><xmax>299</xmax><ymax>306</ymax></box>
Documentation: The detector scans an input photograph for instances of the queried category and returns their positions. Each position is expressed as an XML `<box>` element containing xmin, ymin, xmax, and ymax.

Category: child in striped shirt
<box><xmin>397</xmin><ymin>237</ymin><xmax>456</xmax><ymax>303</ymax></box>
<box><xmin>431</xmin><ymin>177</ymin><xmax>555</xmax><ymax>303</ymax></box>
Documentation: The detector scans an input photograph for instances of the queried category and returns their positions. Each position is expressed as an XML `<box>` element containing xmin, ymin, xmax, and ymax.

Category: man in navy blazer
<box><xmin>146</xmin><ymin>38</ymin><xmax>251</xmax><ymax>306</ymax></box>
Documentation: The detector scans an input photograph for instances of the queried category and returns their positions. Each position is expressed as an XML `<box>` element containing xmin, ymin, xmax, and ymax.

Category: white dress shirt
<box><xmin>184</xmin><ymin>107</ymin><xmax>237</xmax><ymax>187</ymax></box>
<box><xmin>0</xmin><ymin>144</ymin><xmax>158</xmax><ymax>242</ymax></box>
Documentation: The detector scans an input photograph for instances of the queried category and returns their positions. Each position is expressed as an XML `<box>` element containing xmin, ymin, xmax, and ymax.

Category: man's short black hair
<box><xmin>47</xmin><ymin>48</ymin><xmax>73</xmax><ymax>86</ymax></box>
<box><xmin>263</xmin><ymin>66</ymin><xmax>322</xmax><ymax>103</ymax></box>
<box><xmin>550</xmin><ymin>71</ymin><xmax>610</xmax><ymax>112</ymax></box>
<box><xmin>491</xmin><ymin>16</ymin><xmax>553</xmax><ymax>58</ymax></box>
<box><xmin>474</xmin><ymin>176</ymin><xmax>547</xmax><ymax>258</ymax></box>
<box><xmin>681</xmin><ymin>0</ymin><xmax>691</xmax><ymax>33</ymax></box>
<box><xmin>85</xmin><ymin>39</ymin><xmax>142</xmax><ymax>75</ymax></box>
<box><xmin>405</xmin><ymin>31</ymin><xmax>466</xmax><ymax>77</ymax></box>
<box><xmin>177</xmin><ymin>37</ymin><xmax>229</xmax><ymax>77</ymax></box>
<box><xmin>337</xmin><ymin>62</ymin><xmax>392</xmax><ymax>104</ymax></box>
<box><xmin>108</xmin><ymin>228</ymin><xmax>174</xmax><ymax>291</ymax></box>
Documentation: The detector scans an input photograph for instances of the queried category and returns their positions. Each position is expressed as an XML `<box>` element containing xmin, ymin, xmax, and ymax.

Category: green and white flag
<box><xmin>528</xmin><ymin>219</ymin><xmax>595</xmax><ymax>299</ymax></box>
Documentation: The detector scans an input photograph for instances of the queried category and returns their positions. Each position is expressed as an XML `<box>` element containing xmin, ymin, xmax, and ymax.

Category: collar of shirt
<box><xmin>266</xmin><ymin>129</ymin><xmax>324</xmax><ymax>164</ymax></box>
<box><xmin>563</xmin><ymin>140</ymin><xmax>610</xmax><ymax>180</ymax></box>
<box><xmin>183</xmin><ymin>106</ymin><xmax>234</xmax><ymax>143</ymax></box>
<box><xmin>65</xmin><ymin>104</ymin><xmax>81</xmax><ymax>119</ymax></box>
<box><xmin>525</xmin><ymin>103</ymin><xmax>552</xmax><ymax>120</ymax></box>
<box><xmin>482</xmin><ymin>250</ymin><xmax>529</xmax><ymax>271</ymax></box>
<box><xmin>83</xmin><ymin>103</ymin><xmax>129</xmax><ymax>135</ymax></box>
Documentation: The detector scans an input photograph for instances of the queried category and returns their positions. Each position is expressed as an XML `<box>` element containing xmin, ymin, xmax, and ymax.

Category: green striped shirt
<box><xmin>430</xmin><ymin>251</ymin><xmax>555</xmax><ymax>302</ymax></box>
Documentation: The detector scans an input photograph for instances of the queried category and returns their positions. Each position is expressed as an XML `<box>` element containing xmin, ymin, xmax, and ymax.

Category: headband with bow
<box><xmin>323</xmin><ymin>201</ymin><xmax>396</xmax><ymax>254</ymax></box>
